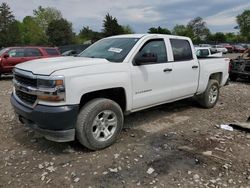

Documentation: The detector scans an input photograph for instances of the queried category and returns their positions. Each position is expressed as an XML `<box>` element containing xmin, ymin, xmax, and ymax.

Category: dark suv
<box><xmin>0</xmin><ymin>47</ymin><xmax>60</xmax><ymax>78</ymax></box>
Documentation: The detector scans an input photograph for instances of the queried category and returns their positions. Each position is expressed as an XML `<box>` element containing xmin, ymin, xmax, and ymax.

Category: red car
<box><xmin>0</xmin><ymin>46</ymin><xmax>61</xmax><ymax>78</ymax></box>
<box><xmin>219</xmin><ymin>43</ymin><xmax>234</xmax><ymax>53</ymax></box>
<box><xmin>233</xmin><ymin>45</ymin><xmax>246</xmax><ymax>53</ymax></box>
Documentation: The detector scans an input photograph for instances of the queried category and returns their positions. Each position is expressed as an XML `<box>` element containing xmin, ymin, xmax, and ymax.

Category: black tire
<box><xmin>229</xmin><ymin>74</ymin><xmax>238</xmax><ymax>81</ymax></box>
<box><xmin>76</xmin><ymin>98</ymin><xmax>124</xmax><ymax>150</ymax></box>
<box><xmin>196</xmin><ymin>79</ymin><xmax>220</xmax><ymax>109</ymax></box>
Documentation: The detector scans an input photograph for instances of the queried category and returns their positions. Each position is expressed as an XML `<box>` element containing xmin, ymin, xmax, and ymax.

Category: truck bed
<box><xmin>197</xmin><ymin>57</ymin><xmax>229</xmax><ymax>93</ymax></box>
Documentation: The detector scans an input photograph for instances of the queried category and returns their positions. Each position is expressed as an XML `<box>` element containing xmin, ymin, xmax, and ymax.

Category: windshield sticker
<box><xmin>108</xmin><ymin>47</ymin><xmax>123</xmax><ymax>53</ymax></box>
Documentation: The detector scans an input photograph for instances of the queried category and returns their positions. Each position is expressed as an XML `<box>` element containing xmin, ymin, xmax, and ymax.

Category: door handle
<box><xmin>192</xmin><ymin>65</ymin><xmax>199</xmax><ymax>69</ymax></box>
<box><xmin>163</xmin><ymin>68</ymin><xmax>172</xmax><ymax>72</ymax></box>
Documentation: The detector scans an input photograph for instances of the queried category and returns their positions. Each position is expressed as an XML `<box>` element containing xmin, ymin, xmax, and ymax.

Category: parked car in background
<box><xmin>0</xmin><ymin>47</ymin><xmax>60</xmax><ymax>78</ymax></box>
<box><xmin>219</xmin><ymin>43</ymin><xmax>234</xmax><ymax>53</ymax></box>
<box><xmin>245</xmin><ymin>44</ymin><xmax>250</xmax><ymax>49</ymax></box>
<box><xmin>233</xmin><ymin>45</ymin><xmax>246</xmax><ymax>53</ymax></box>
<box><xmin>61</xmin><ymin>50</ymin><xmax>78</xmax><ymax>56</ymax></box>
<box><xmin>195</xmin><ymin>47</ymin><xmax>222</xmax><ymax>58</ymax></box>
<box><xmin>199</xmin><ymin>44</ymin><xmax>212</xmax><ymax>48</ymax></box>
<box><xmin>211</xmin><ymin>45</ymin><xmax>228</xmax><ymax>54</ymax></box>
<box><xmin>238</xmin><ymin>43</ymin><xmax>249</xmax><ymax>50</ymax></box>
<box><xmin>59</xmin><ymin>44</ymin><xmax>90</xmax><ymax>55</ymax></box>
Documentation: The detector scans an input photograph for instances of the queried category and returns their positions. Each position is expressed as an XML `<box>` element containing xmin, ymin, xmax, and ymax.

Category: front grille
<box><xmin>14</xmin><ymin>74</ymin><xmax>37</xmax><ymax>87</ymax></box>
<box><xmin>16</xmin><ymin>90</ymin><xmax>37</xmax><ymax>106</ymax></box>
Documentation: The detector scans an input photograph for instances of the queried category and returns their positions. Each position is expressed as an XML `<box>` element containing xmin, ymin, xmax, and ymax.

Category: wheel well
<box><xmin>209</xmin><ymin>73</ymin><xmax>222</xmax><ymax>84</ymax></box>
<box><xmin>79</xmin><ymin>88</ymin><xmax>126</xmax><ymax>111</ymax></box>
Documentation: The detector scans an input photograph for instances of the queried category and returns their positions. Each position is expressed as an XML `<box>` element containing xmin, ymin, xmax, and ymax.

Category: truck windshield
<box><xmin>78</xmin><ymin>38</ymin><xmax>139</xmax><ymax>62</ymax></box>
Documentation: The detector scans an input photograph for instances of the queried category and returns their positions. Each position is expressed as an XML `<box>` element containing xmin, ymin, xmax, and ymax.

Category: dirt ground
<box><xmin>0</xmin><ymin>57</ymin><xmax>250</xmax><ymax>187</ymax></box>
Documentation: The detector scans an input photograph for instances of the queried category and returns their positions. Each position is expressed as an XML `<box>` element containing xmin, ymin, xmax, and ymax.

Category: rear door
<box><xmin>170</xmin><ymin>38</ymin><xmax>199</xmax><ymax>99</ymax></box>
<box><xmin>24</xmin><ymin>48</ymin><xmax>43</xmax><ymax>61</ymax></box>
<box><xmin>131</xmin><ymin>38</ymin><xmax>173</xmax><ymax>110</ymax></box>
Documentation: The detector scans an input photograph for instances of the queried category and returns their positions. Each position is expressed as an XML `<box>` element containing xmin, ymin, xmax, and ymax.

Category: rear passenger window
<box><xmin>138</xmin><ymin>39</ymin><xmax>167</xmax><ymax>63</ymax></box>
<box><xmin>170</xmin><ymin>39</ymin><xmax>193</xmax><ymax>61</ymax></box>
<box><xmin>24</xmin><ymin>48</ymin><xmax>42</xmax><ymax>57</ymax></box>
<box><xmin>45</xmin><ymin>48</ymin><xmax>59</xmax><ymax>55</ymax></box>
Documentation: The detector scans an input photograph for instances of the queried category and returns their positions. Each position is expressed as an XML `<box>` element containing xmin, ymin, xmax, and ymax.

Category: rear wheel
<box><xmin>196</xmin><ymin>79</ymin><xmax>220</xmax><ymax>109</ymax></box>
<box><xmin>76</xmin><ymin>98</ymin><xmax>124</xmax><ymax>150</ymax></box>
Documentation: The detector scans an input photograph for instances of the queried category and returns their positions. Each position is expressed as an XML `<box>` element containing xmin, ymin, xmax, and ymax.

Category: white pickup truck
<box><xmin>11</xmin><ymin>34</ymin><xmax>230</xmax><ymax>150</ymax></box>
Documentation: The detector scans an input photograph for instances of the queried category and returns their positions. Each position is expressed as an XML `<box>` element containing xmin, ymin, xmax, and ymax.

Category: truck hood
<box><xmin>15</xmin><ymin>56</ymin><xmax>110</xmax><ymax>75</ymax></box>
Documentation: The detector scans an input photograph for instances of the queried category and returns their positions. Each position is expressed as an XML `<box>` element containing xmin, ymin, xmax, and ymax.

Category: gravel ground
<box><xmin>0</xmin><ymin>56</ymin><xmax>250</xmax><ymax>187</ymax></box>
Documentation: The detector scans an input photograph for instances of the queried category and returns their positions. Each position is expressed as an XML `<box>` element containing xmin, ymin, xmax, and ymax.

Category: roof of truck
<box><xmin>108</xmin><ymin>34</ymin><xmax>191</xmax><ymax>40</ymax></box>
<box><xmin>108</xmin><ymin>34</ymin><xmax>146</xmax><ymax>38</ymax></box>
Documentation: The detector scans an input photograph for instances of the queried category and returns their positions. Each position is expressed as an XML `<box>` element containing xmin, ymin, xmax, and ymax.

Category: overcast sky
<box><xmin>2</xmin><ymin>0</ymin><xmax>250</xmax><ymax>34</ymax></box>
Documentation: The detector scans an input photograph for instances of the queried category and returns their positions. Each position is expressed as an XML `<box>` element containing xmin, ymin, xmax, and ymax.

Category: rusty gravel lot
<box><xmin>0</xmin><ymin>76</ymin><xmax>250</xmax><ymax>187</ymax></box>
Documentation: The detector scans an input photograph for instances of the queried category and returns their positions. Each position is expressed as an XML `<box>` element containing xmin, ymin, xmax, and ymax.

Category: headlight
<box><xmin>37</xmin><ymin>78</ymin><xmax>64</xmax><ymax>88</ymax></box>
<box><xmin>37</xmin><ymin>76</ymin><xmax>65</xmax><ymax>102</ymax></box>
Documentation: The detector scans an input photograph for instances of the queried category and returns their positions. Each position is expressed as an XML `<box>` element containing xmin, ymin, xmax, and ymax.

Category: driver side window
<box><xmin>138</xmin><ymin>39</ymin><xmax>168</xmax><ymax>63</ymax></box>
<box><xmin>8</xmin><ymin>49</ymin><xmax>25</xmax><ymax>57</ymax></box>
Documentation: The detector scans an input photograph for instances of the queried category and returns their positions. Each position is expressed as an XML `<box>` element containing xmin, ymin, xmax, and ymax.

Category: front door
<box><xmin>131</xmin><ymin>39</ymin><xmax>173</xmax><ymax>110</ymax></box>
<box><xmin>2</xmin><ymin>48</ymin><xmax>26</xmax><ymax>70</ymax></box>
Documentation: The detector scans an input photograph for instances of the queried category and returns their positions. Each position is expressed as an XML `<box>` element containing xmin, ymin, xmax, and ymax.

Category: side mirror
<box><xmin>134</xmin><ymin>52</ymin><xmax>157</xmax><ymax>65</ymax></box>
<box><xmin>3</xmin><ymin>54</ymin><xmax>9</xmax><ymax>58</ymax></box>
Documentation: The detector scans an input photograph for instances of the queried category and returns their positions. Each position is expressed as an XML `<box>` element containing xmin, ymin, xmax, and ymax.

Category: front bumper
<box><xmin>10</xmin><ymin>94</ymin><xmax>79</xmax><ymax>142</ymax></box>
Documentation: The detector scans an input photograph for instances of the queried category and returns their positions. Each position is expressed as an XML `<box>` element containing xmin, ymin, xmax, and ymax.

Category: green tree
<box><xmin>211</xmin><ymin>32</ymin><xmax>226</xmax><ymax>43</ymax></box>
<box><xmin>0</xmin><ymin>2</ymin><xmax>14</xmax><ymax>31</ymax></box>
<box><xmin>33</xmin><ymin>6</ymin><xmax>62</xmax><ymax>33</ymax></box>
<box><xmin>148</xmin><ymin>26</ymin><xmax>171</xmax><ymax>34</ymax></box>
<box><xmin>78</xmin><ymin>26</ymin><xmax>102</xmax><ymax>44</ymax></box>
<box><xmin>102</xmin><ymin>13</ymin><xmax>123</xmax><ymax>37</ymax></box>
<box><xmin>79</xmin><ymin>26</ymin><xmax>94</xmax><ymax>39</ymax></box>
<box><xmin>122</xmin><ymin>25</ymin><xmax>134</xmax><ymax>34</ymax></box>
<box><xmin>7</xmin><ymin>20</ymin><xmax>22</xmax><ymax>45</ymax></box>
<box><xmin>187</xmin><ymin>17</ymin><xmax>210</xmax><ymax>43</ymax></box>
<box><xmin>225</xmin><ymin>32</ymin><xmax>237</xmax><ymax>43</ymax></box>
<box><xmin>172</xmin><ymin>24</ymin><xmax>194</xmax><ymax>38</ymax></box>
<box><xmin>46</xmin><ymin>18</ymin><xmax>74</xmax><ymax>46</ymax></box>
<box><xmin>21</xmin><ymin>16</ymin><xmax>48</xmax><ymax>45</ymax></box>
<box><xmin>236</xmin><ymin>10</ymin><xmax>250</xmax><ymax>41</ymax></box>
<box><xmin>0</xmin><ymin>2</ymin><xmax>22</xmax><ymax>47</ymax></box>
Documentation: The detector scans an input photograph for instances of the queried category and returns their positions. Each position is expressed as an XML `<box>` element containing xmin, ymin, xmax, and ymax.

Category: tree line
<box><xmin>0</xmin><ymin>2</ymin><xmax>249</xmax><ymax>48</ymax></box>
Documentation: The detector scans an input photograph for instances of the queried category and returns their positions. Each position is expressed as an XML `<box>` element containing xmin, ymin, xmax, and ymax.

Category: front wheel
<box><xmin>76</xmin><ymin>98</ymin><xmax>124</xmax><ymax>150</ymax></box>
<box><xmin>196</xmin><ymin>79</ymin><xmax>220</xmax><ymax>109</ymax></box>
